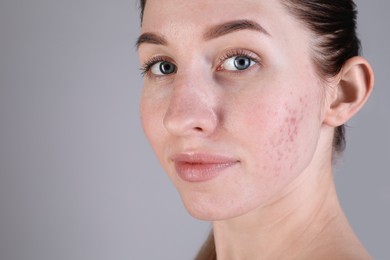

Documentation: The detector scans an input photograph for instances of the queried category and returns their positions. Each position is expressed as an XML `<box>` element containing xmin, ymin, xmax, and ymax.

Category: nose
<box><xmin>163</xmin><ymin>79</ymin><xmax>218</xmax><ymax>137</ymax></box>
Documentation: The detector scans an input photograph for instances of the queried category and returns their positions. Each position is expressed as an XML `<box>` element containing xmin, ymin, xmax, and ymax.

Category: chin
<box><xmin>183</xmin><ymin>204</ymin><xmax>232</xmax><ymax>221</ymax></box>
<box><xmin>178</xmin><ymin>189</ymin><xmax>257</xmax><ymax>221</ymax></box>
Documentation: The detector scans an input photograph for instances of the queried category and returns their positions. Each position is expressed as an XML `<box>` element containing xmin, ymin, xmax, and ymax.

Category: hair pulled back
<box><xmin>283</xmin><ymin>0</ymin><xmax>360</xmax><ymax>154</ymax></box>
<box><xmin>138</xmin><ymin>1</ymin><xmax>361</xmax><ymax>258</ymax></box>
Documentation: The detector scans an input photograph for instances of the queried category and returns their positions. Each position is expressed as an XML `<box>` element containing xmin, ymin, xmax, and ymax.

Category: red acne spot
<box><xmin>277</xmin><ymin>150</ymin><xmax>284</xmax><ymax>161</ymax></box>
<box><xmin>292</xmin><ymin>109</ymin><xmax>298</xmax><ymax>115</ymax></box>
<box><xmin>289</xmin><ymin>117</ymin><xmax>297</xmax><ymax>124</ymax></box>
<box><xmin>289</xmin><ymin>125</ymin><xmax>299</xmax><ymax>143</ymax></box>
<box><xmin>284</xmin><ymin>114</ymin><xmax>299</xmax><ymax>143</ymax></box>
<box><xmin>274</xmin><ymin>166</ymin><xmax>282</xmax><ymax>172</ymax></box>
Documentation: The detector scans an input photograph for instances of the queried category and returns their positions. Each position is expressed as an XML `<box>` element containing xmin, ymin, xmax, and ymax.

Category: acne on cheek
<box><xmin>266</xmin><ymin>96</ymin><xmax>310</xmax><ymax>173</ymax></box>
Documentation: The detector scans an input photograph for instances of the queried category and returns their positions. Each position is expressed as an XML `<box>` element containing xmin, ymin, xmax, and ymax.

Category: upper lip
<box><xmin>171</xmin><ymin>152</ymin><xmax>239</xmax><ymax>164</ymax></box>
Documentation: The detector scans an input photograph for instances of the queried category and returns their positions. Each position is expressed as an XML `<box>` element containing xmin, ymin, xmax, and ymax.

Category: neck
<box><xmin>212</xmin><ymin>158</ymin><xmax>366</xmax><ymax>259</ymax></box>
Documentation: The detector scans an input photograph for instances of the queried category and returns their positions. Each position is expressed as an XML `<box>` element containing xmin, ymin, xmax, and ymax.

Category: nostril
<box><xmin>194</xmin><ymin>126</ymin><xmax>203</xmax><ymax>132</ymax></box>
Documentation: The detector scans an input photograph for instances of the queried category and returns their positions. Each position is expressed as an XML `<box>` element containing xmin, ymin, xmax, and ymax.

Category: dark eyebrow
<box><xmin>136</xmin><ymin>19</ymin><xmax>270</xmax><ymax>49</ymax></box>
<box><xmin>204</xmin><ymin>19</ymin><xmax>270</xmax><ymax>40</ymax></box>
<box><xmin>135</xmin><ymin>32</ymin><xmax>167</xmax><ymax>49</ymax></box>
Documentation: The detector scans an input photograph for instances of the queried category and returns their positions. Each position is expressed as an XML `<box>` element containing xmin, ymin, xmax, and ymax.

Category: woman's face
<box><xmin>138</xmin><ymin>0</ymin><xmax>329</xmax><ymax>220</ymax></box>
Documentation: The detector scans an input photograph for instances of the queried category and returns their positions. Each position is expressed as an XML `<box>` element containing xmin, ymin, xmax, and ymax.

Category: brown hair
<box><xmin>282</xmin><ymin>0</ymin><xmax>361</xmax><ymax>153</ymax></box>
<box><xmin>138</xmin><ymin>0</ymin><xmax>361</xmax><ymax>258</ymax></box>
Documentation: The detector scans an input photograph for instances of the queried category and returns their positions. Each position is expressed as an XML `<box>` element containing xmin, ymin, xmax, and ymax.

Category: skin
<box><xmin>137</xmin><ymin>0</ymin><xmax>374</xmax><ymax>259</ymax></box>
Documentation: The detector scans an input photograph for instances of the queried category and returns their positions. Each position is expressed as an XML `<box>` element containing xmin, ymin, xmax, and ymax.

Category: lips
<box><xmin>172</xmin><ymin>153</ymin><xmax>239</xmax><ymax>182</ymax></box>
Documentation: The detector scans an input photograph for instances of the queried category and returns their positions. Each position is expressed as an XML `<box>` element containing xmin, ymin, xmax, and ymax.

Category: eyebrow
<box><xmin>135</xmin><ymin>32</ymin><xmax>167</xmax><ymax>49</ymax></box>
<box><xmin>136</xmin><ymin>19</ymin><xmax>270</xmax><ymax>49</ymax></box>
<box><xmin>203</xmin><ymin>19</ymin><xmax>270</xmax><ymax>40</ymax></box>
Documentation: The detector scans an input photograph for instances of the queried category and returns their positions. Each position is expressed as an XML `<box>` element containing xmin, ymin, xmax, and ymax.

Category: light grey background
<box><xmin>0</xmin><ymin>0</ymin><xmax>388</xmax><ymax>259</ymax></box>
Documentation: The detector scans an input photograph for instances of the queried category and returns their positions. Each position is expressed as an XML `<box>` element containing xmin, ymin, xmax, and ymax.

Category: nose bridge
<box><xmin>163</xmin><ymin>71</ymin><xmax>218</xmax><ymax>137</ymax></box>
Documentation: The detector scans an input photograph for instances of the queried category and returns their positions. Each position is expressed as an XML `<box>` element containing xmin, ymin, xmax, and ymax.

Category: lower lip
<box><xmin>174</xmin><ymin>161</ymin><xmax>238</xmax><ymax>182</ymax></box>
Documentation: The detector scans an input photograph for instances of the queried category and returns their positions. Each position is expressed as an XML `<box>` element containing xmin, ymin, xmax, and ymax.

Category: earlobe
<box><xmin>323</xmin><ymin>56</ymin><xmax>374</xmax><ymax>127</ymax></box>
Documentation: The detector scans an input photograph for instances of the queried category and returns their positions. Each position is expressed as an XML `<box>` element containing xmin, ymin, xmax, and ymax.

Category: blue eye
<box><xmin>222</xmin><ymin>56</ymin><xmax>255</xmax><ymax>71</ymax></box>
<box><xmin>151</xmin><ymin>61</ymin><xmax>177</xmax><ymax>75</ymax></box>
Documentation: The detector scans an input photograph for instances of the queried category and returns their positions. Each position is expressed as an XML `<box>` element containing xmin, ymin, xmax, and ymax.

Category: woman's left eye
<box><xmin>221</xmin><ymin>56</ymin><xmax>256</xmax><ymax>71</ymax></box>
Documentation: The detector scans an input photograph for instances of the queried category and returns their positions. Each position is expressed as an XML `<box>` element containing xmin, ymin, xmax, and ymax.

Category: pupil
<box><xmin>234</xmin><ymin>57</ymin><xmax>250</xmax><ymax>70</ymax></box>
<box><xmin>160</xmin><ymin>62</ymin><xmax>175</xmax><ymax>74</ymax></box>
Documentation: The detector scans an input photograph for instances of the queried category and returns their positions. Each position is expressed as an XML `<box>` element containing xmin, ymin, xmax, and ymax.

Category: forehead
<box><xmin>138</xmin><ymin>1</ymin><xmax>323</xmax><ymax>85</ymax></box>
<box><xmin>140</xmin><ymin>0</ymin><xmax>311</xmax><ymax>59</ymax></box>
<box><xmin>142</xmin><ymin>0</ymin><xmax>289</xmax><ymax>33</ymax></box>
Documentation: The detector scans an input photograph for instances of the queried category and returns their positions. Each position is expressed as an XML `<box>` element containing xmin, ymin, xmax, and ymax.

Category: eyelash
<box><xmin>140</xmin><ymin>56</ymin><xmax>173</xmax><ymax>77</ymax></box>
<box><xmin>217</xmin><ymin>49</ymin><xmax>260</xmax><ymax>71</ymax></box>
<box><xmin>140</xmin><ymin>49</ymin><xmax>260</xmax><ymax>78</ymax></box>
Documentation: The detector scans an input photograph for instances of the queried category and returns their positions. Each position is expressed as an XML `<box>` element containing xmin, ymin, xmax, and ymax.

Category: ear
<box><xmin>323</xmin><ymin>56</ymin><xmax>374</xmax><ymax>127</ymax></box>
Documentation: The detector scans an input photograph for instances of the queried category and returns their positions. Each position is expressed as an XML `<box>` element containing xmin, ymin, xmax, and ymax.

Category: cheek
<box><xmin>140</xmin><ymin>93</ymin><xmax>167</xmax><ymax>157</ymax></box>
<box><xmin>238</xmin><ymin>91</ymin><xmax>321</xmax><ymax>179</ymax></box>
<box><xmin>266</xmin><ymin>99</ymin><xmax>312</xmax><ymax>172</ymax></box>
<box><xmin>140</xmin><ymin>97</ymin><xmax>153</xmax><ymax>140</ymax></box>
